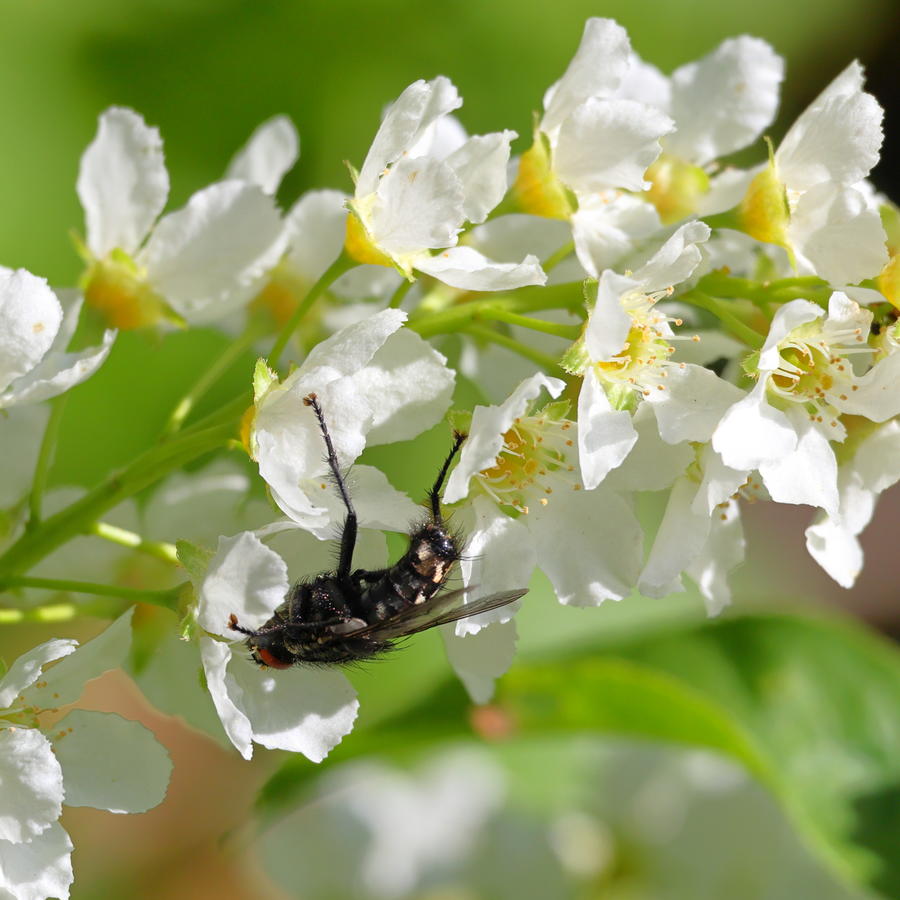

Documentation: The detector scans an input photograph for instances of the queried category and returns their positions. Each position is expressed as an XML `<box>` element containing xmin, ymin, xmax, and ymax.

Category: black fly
<box><xmin>228</xmin><ymin>392</ymin><xmax>526</xmax><ymax>667</ymax></box>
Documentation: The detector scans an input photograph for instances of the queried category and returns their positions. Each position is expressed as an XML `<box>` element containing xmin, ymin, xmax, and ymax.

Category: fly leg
<box><xmin>428</xmin><ymin>430</ymin><xmax>466</xmax><ymax>524</ymax></box>
<box><xmin>304</xmin><ymin>393</ymin><xmax>357</xmax><ymax>579</ymax></box>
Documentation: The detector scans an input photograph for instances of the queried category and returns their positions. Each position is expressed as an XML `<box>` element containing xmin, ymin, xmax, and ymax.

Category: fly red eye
<box><xmin>256</xmin><ymin>647</ymin><xmax>293</xmax><ymax>669</ymax></box>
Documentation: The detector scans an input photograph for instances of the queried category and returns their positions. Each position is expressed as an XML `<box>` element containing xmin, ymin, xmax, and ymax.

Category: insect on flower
<box><xmin>228</xmin><ymin>393</ymin><xmax>526</xmax><ymax>666</ymax></box>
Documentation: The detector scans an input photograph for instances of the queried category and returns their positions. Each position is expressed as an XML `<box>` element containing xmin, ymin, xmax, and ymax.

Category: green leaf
<box><xmin>258</xmin><ymin>612</ymin><xmax>900</xmax><ymax>898</ymax></box>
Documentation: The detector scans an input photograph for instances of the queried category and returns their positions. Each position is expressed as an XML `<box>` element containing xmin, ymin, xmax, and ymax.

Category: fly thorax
<box><xmin>475</xmin><ymin>411</ymin><xmax>579</xmax><ymax>515</ymax></box>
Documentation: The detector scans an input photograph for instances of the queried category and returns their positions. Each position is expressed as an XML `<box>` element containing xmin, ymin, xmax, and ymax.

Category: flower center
<box><xmin>476</xmin><ymin>415</ymin><xmax>578</xmax><ymax>513</ymax></box>
<box><xmin>83</xmin><ymin>252</ymin><xmax>168</xmax><ymax>330</ymax></box>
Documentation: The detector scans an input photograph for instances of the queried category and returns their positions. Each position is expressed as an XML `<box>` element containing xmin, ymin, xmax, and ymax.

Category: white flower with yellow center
<box><xmin>345</xmin><ymin>77</ymin><xmax>545</xmax><ymax>291</ymax></box>
<box><xmin>712</xmin><ymin>292</ymin><xmax>900</xmax><ymax>515</ymax></box>
<box><xmin>737</xmin><ymin>62</ymin><xmax>887</xmax><ymax>285</ymax></box>
<box><xmin>569</xmin><ymin>222</ymin><xmax>743</xmax><ymax>489</ymax></box>
<box><xmin>0</xmin><ymin>270</ymin><xmax>114</xmax><ymax>410</ymax></box>
<box><xmin>438</xmin><ymin>373</ymin><xmax>643</xmax><ymax>700</ymax></box>
<box><xmin>77</xmin><ymin>107</ymin><xmax>287</xmax><ymax>328</ymax></box>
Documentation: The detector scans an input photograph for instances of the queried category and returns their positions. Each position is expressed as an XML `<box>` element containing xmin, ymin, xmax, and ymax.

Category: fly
<box><xmin>228</xmin><ymin>392</ymin><xmax>525</xmax><ymax>666</ymax></box>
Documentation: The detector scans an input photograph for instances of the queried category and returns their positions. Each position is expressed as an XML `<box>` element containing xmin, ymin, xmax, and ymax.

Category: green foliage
<box><xmin>259</xmin><ymin>612</ymin><xmax>900</xmax><ymax>898</ymax></box>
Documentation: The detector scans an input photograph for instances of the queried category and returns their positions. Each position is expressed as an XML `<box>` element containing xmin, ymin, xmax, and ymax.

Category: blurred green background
<box><xmin>2</xmin><ymin>1</ymin><xmax>900</xmax><ymax>898</ymax></box>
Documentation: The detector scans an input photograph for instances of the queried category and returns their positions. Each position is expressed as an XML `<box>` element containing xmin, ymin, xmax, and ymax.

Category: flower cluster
<box><xmin>0</xmin><ymin>17</ymin><xmax>899</xmax><ymax>896</ymax></box>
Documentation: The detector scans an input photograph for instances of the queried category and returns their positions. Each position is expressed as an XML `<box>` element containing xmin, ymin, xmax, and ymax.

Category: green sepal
<box><xmin>176</xmin><ymin>539</ymin><xmax>215</xmax><ymax>584</ymax></box>
<box><xmin>253</xmin><ymin>358</ymin><xmax>279</xmax><ymax>404</ymax></box>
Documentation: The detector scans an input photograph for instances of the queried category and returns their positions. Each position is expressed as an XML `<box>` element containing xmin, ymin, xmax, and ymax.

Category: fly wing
<box><xmin>336</xmin><ymin>588</ymin><xmax>527</xmax><ymax>641</ymax></box>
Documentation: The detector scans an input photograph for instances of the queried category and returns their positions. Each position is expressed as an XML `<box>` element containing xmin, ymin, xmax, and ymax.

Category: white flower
<box><xmin>0</xmin><ymin>610</ymin><xmax>171</xmax><ymax>900</ymax></box>
<box><xmin>224</xmin><ymin>114</ymin><xmax>300</xmax><ymax>195</ymax></box>
<box><xmin>516</xmin><ymin>19</ymin><xmax>674</xmax><ymax>272</ymax></box>
<box><xmin>250</xmin><ymin>308</ymin><xmax>454</xmax><ymax>536</ymax></box>
<box><xmin>616</xmin><ymin>36</ymin><xmax>784</xmax><ymax>221</ymax></box>
<box><xmin>569</xmin><ymin>222</ymin><xmax>743</xmax><ymax>488</ymax></box>
<box><xmin>194</xmin><ymin>531</ymin><xmax>359</xmax><ymax>761</ymax></box>
<box><xmin>639</xmin><ymin>444</ymin><xmax>747</xmax><ymax>615</ymax></box>
<box><xmin>805</xmin><ymin>419</ymin><xmax>900</xmax><ymax>587</ymax></box>
<box><xmin>0</xmin><ymin>271</ymin><xmax>114</xmax><ymax>409</ymax></box>
<box><xmin>440</xmin><ymin>374</ymin><xmax>643</xmax><ymax>697</ymax></box>
<box><xmin>712</xmin><ymin>292</ymin><xmax>900</xmax><ymax>516</ymax></box>
<box><xmin>77</xmin><ymin>107</ymin><xmax>287</xmax><ymax>327</ymax></box>
<box><xmin>741</xmin><ymin>62</ymin><xmax>888</xmax><ymax>284</ymax></box>
<box><xmin>346</xmin><ymin>78</ymin><xmax>545</xmax><ymax>291</ymax></box>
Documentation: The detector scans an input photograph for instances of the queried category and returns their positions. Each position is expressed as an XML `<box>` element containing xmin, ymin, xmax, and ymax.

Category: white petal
<box><xmin>633</xmin><ymin>220</ymin><xmax>711</xmax><ymax>293</ymax></box>
<box><xmin>554</xmin><ymin>98</ymin><xmax>673</xmax><ymax>195</ymax></box>
<box><xmin>141</xmin><ymin>180</ymin><xmax>286</xmax><ymax>324</ymax></box>
<box><xmin>697</xmin><ymin>166</ymin><xmax>760</xmax><ymax>216</ymax></box>
<box><xmin>577</xmin><ymin>369</ymin><xmax>637</xmax><ymax>490</ymax></box>
<box><xmin>0</xmin><ymin>641</ymin><xmax>76</xmax><ymax>708</ymax></box>
<box><xmin>77</xmin><ymin>107</ymin><xmax>169</xmax><ymax>257</ymax></box>
<box><xmin>604</xmin><ymin>402</ymin><xmax>693</xmax><ymax>492</ymax></box>
<box><xmin>757</xmin><ymin>298</ymin><xmax>823</xmax><ymax>371</ymax></box>
<box><xmin>640</xmin><ymin>476</ymin><xmax>710</xmax><ymax>598</ymax></box>
<box><xmin>843</xmin><ymin>353</ymin><xmax>900</xmax><ymax>422</ymax></box>
<box><xmin>408</xmin><ymin>112</ymin><xmax>469</xmax><ymax>160</ymax></box>
<box><xmin>531</xmin><ymin>487</ymin><xmax>642</xmax><ymax>605</ymax></box>
<box><xmin>0</xmin><ymin>730</ymin><xmax>63</xmax><ymax>843</ymax></box>
<box><xmin>443</xmin><ymin>374</ymin><xmax>564</xmax><ymax>504</ymax></box>
<box><xmin>542</xmin><ymin>18</ymin><xmax>632</xmax><ymax>136</ymax></box>
<box><xmin>854</xmin><ymin>420</ymin><xmax>900</xmax><ymax>492</ymax></box>
<box><xmin>226</xmin><ymin>650</ymin><xmax>358</xmax><ymax>762</ymax></box>
<box><xmin>0</xmin><ymin>404</ymin><xmax>48</xmax><ymax>508</ymax></box>
<box><xmin>757</xmin><ymin>411</ymin><xmax>839</xmax><ymax>515</ymax></box>
<box><xmin>617</xmin><ymin>52</ymin><xmax>671</xmax><ymax>109</ymax></box>
<box><xmin>585</xmin><ymin>271</ymin><xmax>638</xmax><ymax>360</ymax></box>
<box><xmin>789</xmin><ymin>183</ymin><xmax>889</xmax><ymax>285</ymax></box>
<box><xmin>357</xmin><ymin>77</ymin><xmax>461</xmax><ymax>196</ymax></box>
<box><xmin>572</xmin><ymin>195</ymin><xmax>662</xmax><ymax>278</ymax></box>
<box><xmin>711</xmin><ymin>380</ymin><xmax>796</xmax><ymax>471</ymax></box>
<box><xmin>197</xmin><ymin>532</ymin><xmax>289</xmax><ymax>638</ymax></box>
<box><xmin>301</xmin><ymin>307</ymin><xmax>405</xmax><ymax>376</ymax></box>
<box><xmin>50</xmin><ymin>710</ymin><xmax>171</xmax><ymax>813</ymax></box>
<box><xmin>467</xmin><ymin>214</ymin><xmax>572</xmax><ymax>264</ymax></box>
<box><xmin>445</xmin><ymin>131</ymin><xmax>515</xmax><ymax>224</ymax></box>
<box><xmin>200</xmin><ymin>637</ymin><xmax>254</xmax><ymax>759</ymax></box>
<box><xmin>0</xmin><ymin>269</ymin><xmax>61</xmax><ymax>395</ymax></box>
<box><xmin>283</xmin><ymin>189</ymin><xmax>347</xmax><ymax>284</ymax></box>
<box><xmin>456</xmin><ymin>496</ymin><xmax>534</xmax><ymax>635</ymax></box>
<box><xmin>694</xmin><ymin>444</ymin><xmax>749</xmax><ymax>514</ymax></box>
<box><xmin>0</xmin><ymin>822</ymin><xmax>73</xmax><ymax>900</ymax></box>
<box><xmin>360</xmin><ymin>328</ymin><xmax>456</xmax><ymax>444</ymax></box>
<box><xmin>295</xmin><ymin>465</ymin><xmax>421</xmax><ymax>539</ymax></box>
<box><xmin>21</xmin><ymin>609</ymin><xmax>134</xmax><ymax>710</ymax></box>
<box><xmin>369</xmin><ymin>156</ymin><xmax>465</xmax><ymax>257</ymax></box>
<box><xmin>442</xmin><ymin>620</ymin><xmax>517</xmax><ymax>704</ymax></box>
<box><xmin>2</xmin><ymin>324</ymin><xmax>115</xmax><ymax>409</ymax></box>
<box><xmin>686</xmin><ymin>498</ymin><xmax>744</xmax><ymax>616</ymax></box>
<box><xmin>414</xmin><ymin>247</ymin><xmax>545</xmax><ymax>291</ymax></box>
<box><xmin>225</xmin><ymin>115</ymin><xmax>299</xmax><ymax>194</ymax></box>
<box><xmin>668</xmin><ymin>37</ymin><xmax>784</xmax><ymax>165</ymax></box>
<box><xmin>647</xmin><ymin>363</ymin><xmax>744</xmax><ymax>443</ymax></box>
<box><xmin>776</xmin><ymin>61</ymin><xmax>883</xmax><ymax>190</ymax></box>
<box><xmin>805</xmin><ymin>474</ymin><xmax>874</xmax><ymax>588</ymax></box>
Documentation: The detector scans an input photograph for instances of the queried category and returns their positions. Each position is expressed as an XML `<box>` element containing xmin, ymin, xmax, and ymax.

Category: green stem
<box><xmin>679</xmin><ymin>291</ymin><xmax>765</xmax><ymax>350</ymax></box>
<box><xmin>162</xmin><ymin>322</ymin><xmax>264</xmax><ymax>437</ymax></box>
<box><xmin>465</xmin><ymin>324</ymin><xmax>563</xmax><ymax>371</ymax></box>
<box><xmin>0</xmin><ymin>575</ymin><xmax>184</xmax><ymax>610</ymax></box>
<box><xmin>477</xmin><ymin>307</ymin><xmax>581</xmax><ymax>340</ymax></box>
<box><xmin>89</xmin><ymin>521</ymin><xmax>179</xmax><ymax>565</ymax></box>
<box><xmin>542</xmin><ymin>240</ymin><xmax>575</xmax><ymax>273</ymax></box>
<box><xmin>388</xmin><ymin>279</ymin><xmax>413</xmax><ymax>309</ymax></box>
<box><xmin>408</xmin><ymin>283</ymin><xmax>584</xmax><ymax>339</ymax></box>
<box><xmin>268</xmin><ymin>254</ymin><xmax>354</xmax><ymax>368</ymax></box>
<box><xmin>0</xmin><ymin>421</ymin><xmax>235</xmax><ymax>576</ymax></box>
<box><xmin>27</xmin><ymin>395</ymin><xmax>68</xmax><ymax>531</ymax></box>
<box><xmin>697</xmin><ymin>272</ymin><xmax>831</xmax><ymax>307</ymax></box>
